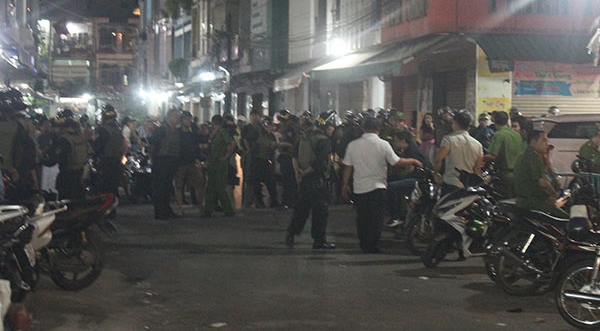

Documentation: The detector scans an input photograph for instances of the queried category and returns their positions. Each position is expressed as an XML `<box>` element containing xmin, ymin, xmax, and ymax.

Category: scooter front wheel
<box><xmin>49</xmin><ymin>230</ymin><xmax>105</xmax><ymax>291</ymax></box>
<box><xmin>405</xmin><ymin>206</ymin><xmax>435</xmax><ymax>256</ymax></box>
<box><xmin>422</xmin><ymin>233</ymin><xmax>455</xmax><ymax>268</ymax></box>
<box><xmin>556</xmin><ymin>259</ymin><xmax>600</xmax><ymax>330</ymax></box>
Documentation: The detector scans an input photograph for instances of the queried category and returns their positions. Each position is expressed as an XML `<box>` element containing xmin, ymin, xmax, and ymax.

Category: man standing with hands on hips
<box><xmin>341</xmin><ymin>117</ymin><xmax>423</xmax><ymax>254</ymax></box>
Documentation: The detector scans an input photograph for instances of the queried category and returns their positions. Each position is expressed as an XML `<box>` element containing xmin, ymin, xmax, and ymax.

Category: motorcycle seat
<box><xmin>515</xmin><ymin>207</ymin><xmax>569</xmax><ymax>231</ymax></box>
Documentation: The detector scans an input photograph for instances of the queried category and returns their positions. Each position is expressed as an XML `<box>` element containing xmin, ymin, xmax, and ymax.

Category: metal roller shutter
<box><xmin>512</xmin><ymin>96</ymin><xmax>600</xmax><ymax>117</ymax></box>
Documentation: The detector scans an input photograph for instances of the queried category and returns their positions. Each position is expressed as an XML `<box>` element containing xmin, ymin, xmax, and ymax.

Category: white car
<box><xmin>532</xmin><ymin>114</ymin><xmax>600</xmax><ymax>176</ymax></box>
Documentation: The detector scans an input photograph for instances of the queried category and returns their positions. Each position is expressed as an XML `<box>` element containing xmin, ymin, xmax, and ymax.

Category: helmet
<box><xmin>0</xmin><ymin>88</ymin><xmax>28</xmax><ymax>112</ymax></box>
<box><xmin>316</xmin><ymin>110</ymin><xmax>341</xmax><ymax>129</ymax></box>
<box><xmin>548</xmin><ymin>106</ymin><xmax>560</xmax><ymax>116</ymax></box>
<box><xmin>223</xmin><ymin>114</ymin><xmax>236</xmax><ymax>127</ymax></box>
<box><xmin>101</xmin><ymin>104</ymin><xmax>118</xmax><ymax>122</ymax></box>
<box><xmin>32</xmin><ymin>114</ymin><xmax>49</xmax><ymax>127</ymax></box>
<box><xmin>388</xmin><ymin>109</ymin><xmax>406</xmax><ymax>122</ymax></box>
<box><xmin>55</xmin><ymin>108</ymin><xmax>77</xmax><ymax>126</ymax></box>
<box><xmin>344</xmin><ymin>110</ymin><xmax>363</xmax><ymax>124</ymax></box>
<box><xmin>377</xmin><ymin>108</ymin><xmax>389</xmax><ymax>120</ymax></box>
<box><xmin>509</xmin><ymin>107</ymin><xmax>522</xmax><ymax>119</ymax></box>
<box><xmin>277</xmin><ymin>109</ymin><xmax>292</xmax><ymax>122</ymax></box>
<box><xmin>261</xmin><ymin>116</ymin><xmax>274</xmax><ymax>127</ymax></box>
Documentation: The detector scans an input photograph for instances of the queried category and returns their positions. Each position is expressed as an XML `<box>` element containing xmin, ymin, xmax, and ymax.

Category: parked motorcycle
<box><xmin>3</xmin><ymin>188</ymin><xmax>117</xmax><ymax>294</ymax></box>
<box><xmin>554</xmin><ymin>209</ymin><xmax>600</xmax><ymax>330</ymax></box>
<box><xmin>403</xmin><ymin>167</ymin><xmax>441</xmax><ymax>256</ymax></box>
<box><xmin>34</xmin><ymin>193</ymin><xmax>117</xmax><ymax>291</ymax></box>
<box><xmin>0</xmin><ymin>204</ymin><xmax>36</xmax><ymax>302</ymax></box>
<box><xmin>491</xmin><ymin>158</ymin><xmax>600</xmax><ymax>296</ymax></box>
<box><xmin>421</xmin><ymin>166</ymin><xmax>510</xmax><ymax>270</ymax></box>
<box><xmin>121</xmin><ymin>152</ymin><xmax>152</xmax><ymax>204</ymax></box>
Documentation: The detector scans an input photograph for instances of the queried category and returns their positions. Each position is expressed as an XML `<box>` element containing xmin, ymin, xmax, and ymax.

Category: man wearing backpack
<box><xmin>285</xmin><ymin>110</ymin><xmax>339</xmax><ymax>249</ymax></box>
<box><xmin>48</xmin><ymin>109</ymin><xmax>89</xmax><ymax>199</ymax></box>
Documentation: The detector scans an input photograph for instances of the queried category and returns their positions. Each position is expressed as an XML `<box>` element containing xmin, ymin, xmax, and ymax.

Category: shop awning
<box><xmin>273</xmin><ymin>59</ymin><xmax>327</xmax><ymax>92</ymax></box>
<box><xmin>471</xmin><ymin>34</ymin><xmax>593</xmax><ymax>64</ymax></box>
<box><xmin>310</xmin><ymin>34</ymin><xmax>456</xmax><ymax>81</ymax></box>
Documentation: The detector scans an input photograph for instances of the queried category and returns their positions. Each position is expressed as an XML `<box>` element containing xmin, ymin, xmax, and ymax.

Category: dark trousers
<box><xmin>98</xmin><ymin>157</ymin><xmax>122</xmax><ymax>197</ymax></box>
<box><xmin>278</xmin><ymin>154</ymin><xmax>297</xmax><ymax>207</ymax></box>
<box><xmin>152</xmin><ymin>156</ymin><xmax>178</xmax><ymax>217</ymax></box>
<box><xmin>204</xmin><ymin>160</ymin><xmax>233</xmax><ymax>214</ymax></box>
<box><xmin>386</xmin><ymin>178</ymin><xmax>417</xmax><ymax>220</ymax></box>
<box><xmin>251</xmin><ymin>157</ymin><xmax>279</xmax><ymax>206</ymax></box>
<box><xmin>287</xmin><ymin>177</ymin><xmax>329</xmax><ymax>243</ymax></box>
<box><xmin>354</xmin><ymin>189</ymin><xmax>386</xmax><ymax>253</ymax></box>
<box><xmin>56</xmin><ymin>169</ymin><xmax>85</xmax><ymax>200</ymax></box>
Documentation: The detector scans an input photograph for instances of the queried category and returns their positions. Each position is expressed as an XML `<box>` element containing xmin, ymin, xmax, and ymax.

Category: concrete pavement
<box><xmin>24</xmin><ymin>203</ymin><xmax>574</xmax><ymax>331</ymax></box>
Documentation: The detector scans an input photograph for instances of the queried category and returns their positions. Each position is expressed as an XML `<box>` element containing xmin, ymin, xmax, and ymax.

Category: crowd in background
<box><xmin>0</xmin><ymin>85</ymin><xmax>572</xmax><ymax>251</ymax></box>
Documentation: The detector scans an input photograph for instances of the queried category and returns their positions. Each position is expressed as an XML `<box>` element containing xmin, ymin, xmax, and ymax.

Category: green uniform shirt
<box><xmin>579</xmin><ymin>139</ymin><xmax>600</xmax><ymax>161</ymax></box>
<box><xmin>515</xmin><ymin>146</ymin><xmax>548</xmax><ymax>201</ymax></box>
<box><xmin>210</xmin><ymin>128</ymin><xmax>233</xmax><ymax>162</ymax></box>
<box><xmin>514</xmin><ymin>146</ymin><xmax>568</xmax><ymax>217</ymax></box>
<box><xmin>487</xmin><ymin>126</ymin><xmax>523</xmax><ymax>172</ymax></box>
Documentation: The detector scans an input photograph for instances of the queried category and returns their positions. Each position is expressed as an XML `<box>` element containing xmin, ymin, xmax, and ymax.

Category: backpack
<box><xmin>60</xmin><ymin>132</ymin><xmax>89</xmax><ymax>170</ymax></box>
<box><xmin>102</xmin><ymin>126</ymin><xmax>125</xmax><ymax>158</ymax></box>
<box><xmin>297</xmin><ymin>131</ymin><xmax>331</xmax><ymax>179</ymax></box>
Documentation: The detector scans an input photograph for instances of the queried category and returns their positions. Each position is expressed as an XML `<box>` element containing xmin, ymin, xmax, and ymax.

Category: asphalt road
<box><xmin>24</xmin><ymin>203</ymin><xmax>578</xmax><ymax>331</ymax></box>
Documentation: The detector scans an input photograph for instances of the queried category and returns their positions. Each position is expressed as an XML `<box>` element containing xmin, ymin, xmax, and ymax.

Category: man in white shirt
<box><xmin>434</xmin><ymin>110</ymin><xmax>483</xmax><ymax>196</ymax></box>
<box><xmin>341</xmin><ymin>117</ymin><xmax>423</xmax><ymax>254</ymax></box>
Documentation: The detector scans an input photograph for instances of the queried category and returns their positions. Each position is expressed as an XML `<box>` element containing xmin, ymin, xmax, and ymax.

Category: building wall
<box><xmin>288</xmin><ymin>0</ymin><xmax>323</xmax><ymax>64</ymax></box>
<box><xmin>382</xmin><ymin>0</ymin><xmax>599</xmax><ymax>42</ymax></box>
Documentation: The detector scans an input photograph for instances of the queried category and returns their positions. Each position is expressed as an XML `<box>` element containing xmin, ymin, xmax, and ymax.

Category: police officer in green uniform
<box><xmin>380</xmin><ymin>109</ymin><xmax>408</xmax><ymax>145</ymax></box>
<box><xmin>277</xmin><ymin>110</ymin><xmax>300</xmax><ymax>209</ymax></box>
<box><xmin>50</xmin><ymin>109</ymin><xmax>89</xmax><ymax>199</ymax></box>
<box><xmin>514</xmin><ymin>130</ymin><xmax>569</xmax><ymax>218</ymax></box>
<box><xmin>203</xmin><ymin>115</ymin><xmax>236</xmax><ymax>217</ymax></box>
<box><xmin>578</xmin><ymin>128</ymin><xmax>600</xmax><ymax>172</ymax></box>
<box><xmin>484</xmin><ymin>111</ymin><xmax>523</xmax><ymax>198</ymax></box>
<box><xmin>93</xmin><ymin>104</ymin><xmax>125</xmax><ymax>217</ymax></box>
<box><xmin>251</xmin><ymin>116</ymin><xmax>283</xmax><ymax>208</ymax></box>
<box><xmin>285</xmin><ymin>110</ymin><xmax>338</xmax><ymax>249</ymax></box>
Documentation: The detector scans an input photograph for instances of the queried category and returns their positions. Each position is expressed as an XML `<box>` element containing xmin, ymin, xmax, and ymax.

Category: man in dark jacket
<box><xmin>93</xmin><ymin>104</ymin><xmax>125</xmax><ymax>201</ymax></box>
<box><xmin>285</xmin><ymin>111</ymin><xmax>338</xmax><ymax>250</ymax></box>
<box><xmin>148</xmin><ymin>107</ymin><xmax>181</xmax><ymax>220</ymax></box>
<box><xmin>48</xmin><ymin>109</ymin><xmax>89</xmax><ymax>199</ymax></box>
<box><xmin>174</xmin><ymin>111</ymin><xmax>205</xmax><ymax>215</ymax></box>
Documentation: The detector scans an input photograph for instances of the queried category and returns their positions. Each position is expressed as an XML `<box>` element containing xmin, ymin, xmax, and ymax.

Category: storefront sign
<box><xmin>514</xmin><ymin>61</ymin><xmax>600</xmax><ymax>97</ymax></box>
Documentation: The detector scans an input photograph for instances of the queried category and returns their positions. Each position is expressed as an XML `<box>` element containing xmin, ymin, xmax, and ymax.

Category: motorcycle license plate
<box><xmin>24</xmin><ymin>244</ymin><xmax>36</xmax><ymax>267</ymax></box>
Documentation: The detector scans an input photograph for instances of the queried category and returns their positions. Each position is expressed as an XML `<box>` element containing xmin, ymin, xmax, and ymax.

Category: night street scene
<box><xmin>2</xmin><ymin>0</ymin><xmax>600</xmax><ymax>330</ymax></box>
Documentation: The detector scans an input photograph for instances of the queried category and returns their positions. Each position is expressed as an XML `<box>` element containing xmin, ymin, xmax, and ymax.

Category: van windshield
<box><xmin>547</xmin><ymin>122</ymin><xmax>598</xmax><ymax>139</ymax></box>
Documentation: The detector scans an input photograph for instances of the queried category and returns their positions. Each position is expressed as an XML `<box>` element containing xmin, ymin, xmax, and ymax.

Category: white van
<box><xmin>532</xmin><ymin>114</ymin><xmax>600</xmax><ymax>175</ymax></box>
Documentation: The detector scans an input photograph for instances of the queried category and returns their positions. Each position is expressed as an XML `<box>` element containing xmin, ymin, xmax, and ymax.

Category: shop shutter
<box><xmin>512</xmin><ymin>96</ymin><xmax>600</xmax><ymax>117</ymax></box>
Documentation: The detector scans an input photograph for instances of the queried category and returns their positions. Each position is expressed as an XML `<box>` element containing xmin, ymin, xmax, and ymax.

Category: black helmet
<box><xmin>55</xmin><ymin>108</ymin><xmax>77</xmax><ymax>126</ymax></box>
<box><xmin>223</xmin><ymin>114</ymin><xmax>236</xmax><ymax>127</ymax></box>
<box><xmin>344</xmin><ymin>110</ymin><xmax>363</xmax><ymax>124</ymax></box>
<box><xmin>101</xmin><ymin>104</ymin><xmax>118</xmax><ymax>122</ymax></box>
<box><xmin>261</xmin><ymin>116</ymin><xmax>274</xmax><ymax>127</ymax></box>
<box><xmin>377</xmin><ymin>108</ymin><xmax>389</xmax><ymax>120</ymax></box>
<box><xmin>316</xmin><ymin>110</ymin><xmax>341</xmax><ymax>128</ymax></box>
<box><xmin>277</xmin><ymin>109</ymin><xmax>292</xmax><ymax>122</ymax></box>
<box><xmin>0</xmin><ymin>88</ymin><xmax>28</xmax><ymax>112</ymax></box>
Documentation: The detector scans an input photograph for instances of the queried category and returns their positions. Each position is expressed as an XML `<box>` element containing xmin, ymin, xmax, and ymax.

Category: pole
<box><xmin>224</xmin><ymin>12</ymin><xmax>232</xmax><ymax>114</ymax></box>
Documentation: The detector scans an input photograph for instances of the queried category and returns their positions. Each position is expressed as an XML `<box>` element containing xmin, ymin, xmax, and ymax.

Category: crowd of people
<box><xmin>0</xmin><ymin>85</ymin><xmax>584</xmax><ymax>255</ymax></box>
